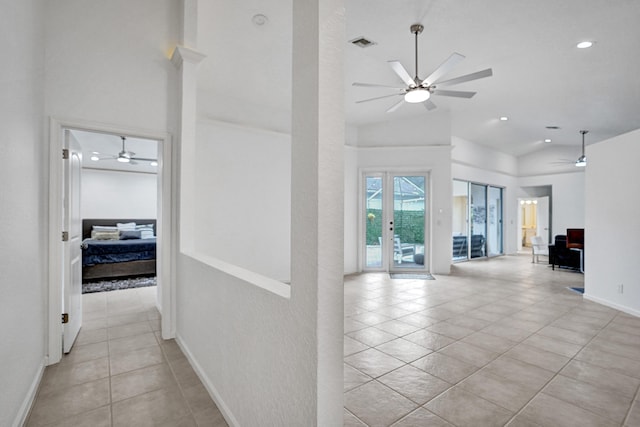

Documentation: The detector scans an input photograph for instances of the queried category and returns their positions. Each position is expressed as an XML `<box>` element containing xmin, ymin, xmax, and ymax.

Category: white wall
<box><xmin>517</xmin><ymin>172</ymin><xmax>585</xmax><ymax>238</ymax></box>
<box><xmin>81</xmin><ymin>169</ymin><xmax>157</xmax><ymax>219</ymax></box>
<box><xmin>344</xmin><ymin>146</ymin><xmax>359</xmax><ymax>274</ymax></box>
<box><xmin>44</xmin><ymin>0</ymin><xmax>178</xmax><ymax>132</ymax></box>
<box><xmin>584</xmin><ymin>129</ymin><xmax>640</xmax><ymax>316</ymax></box>
<box><xmin>194</xmin><ymin>120</ymin><xmax>291</xmax><ymax>282</ymax></box>
<box><xmin>0</xmin><ymin>1</ymin><xmax>47</xmax><ymax>425</ymax></box>
<box><xmin>357</xmin><ymin>110</ymin><xmax>452</xmax><ymax>147</ymax></box>
<box><xmin>451</xmin><ymin>137</ymin><xmax>519</xmax><ymax>255</ymax></box>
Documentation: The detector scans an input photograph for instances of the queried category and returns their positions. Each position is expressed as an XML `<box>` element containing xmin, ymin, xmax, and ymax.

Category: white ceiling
<box><xmin>71</xmin><ymin>129</ymin><xmax>158</xmax><ymax>174</ymax></box>
<box><xmin>197</xmin><ymin>0</ymin><xmax>640</xmax><ymax>157</ymax></box>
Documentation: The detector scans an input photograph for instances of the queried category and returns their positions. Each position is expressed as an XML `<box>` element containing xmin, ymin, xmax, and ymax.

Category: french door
<box><xmin>364</xmin><ymin>172</ymin><xmax>429</xmax><ymax>272</ymax></box>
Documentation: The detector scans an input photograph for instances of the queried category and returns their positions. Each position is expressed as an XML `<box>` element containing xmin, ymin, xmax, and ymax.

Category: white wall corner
<box><xmin>170</xmin><ymin>45</ymin><xmax>206</xmax><ymax>69</ymax></box>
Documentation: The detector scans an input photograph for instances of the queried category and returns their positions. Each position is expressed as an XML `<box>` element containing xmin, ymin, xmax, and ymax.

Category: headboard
<box><xmin>82</xmin><ymin>219</ymin><xmax>157</xmax><ymax>240</ymax></box>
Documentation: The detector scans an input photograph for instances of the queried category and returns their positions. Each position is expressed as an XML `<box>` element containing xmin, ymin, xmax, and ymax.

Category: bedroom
<box><xmin>73</xmin><ymin>129</ymin><xmax>159</xmax><ymax>294</ymax></box>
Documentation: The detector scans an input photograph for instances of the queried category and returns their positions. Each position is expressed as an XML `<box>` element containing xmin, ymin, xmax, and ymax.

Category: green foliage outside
<box><xmin>365</xmin><ymin>209</ymin><xmax>425</xmax><ymax>245</ymax></box>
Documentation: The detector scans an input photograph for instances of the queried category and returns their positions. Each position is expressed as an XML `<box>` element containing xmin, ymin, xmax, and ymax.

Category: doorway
<box><xmin>518</xmin><ymin>196</ymin><xmax>550</xmax><ymax>250</ymax></box>
<box><xmin>48</xmin><ymin>118</ymin><xmax>173</xmax><ymax>364</ymax></box>
<box><xmin>363</xmin><ymin>172</ymin><xmax>429</xmax><ymax>273</ymax></box>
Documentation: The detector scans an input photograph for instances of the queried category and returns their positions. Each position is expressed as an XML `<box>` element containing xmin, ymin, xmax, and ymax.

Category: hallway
<box><xmin>26</xmin><ymin>286</ymin><xmax>227</xmax><ymax>426</ymax></box>
<box><xmin>344</xmin><ymin>255</ymin><xmax>640</xmax><ymax>426</ymax></box>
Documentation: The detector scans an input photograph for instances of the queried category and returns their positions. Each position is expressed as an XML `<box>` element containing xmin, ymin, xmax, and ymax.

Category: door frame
<box><xmin>360</xmin><ymin>168</ymin><xmax>431</xmax><ymax>273</ymax></box>
<box><xmin>47</xmin><ymin>117</ymin><xmax>174</xmax><ymax>365</ymax></box>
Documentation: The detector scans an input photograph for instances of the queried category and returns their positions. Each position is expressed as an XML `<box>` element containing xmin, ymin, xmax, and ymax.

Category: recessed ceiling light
<box><xmin>90</xmin><ymin>155</ymin><xmax>99</xmax><ymax>161</ymax></box>
<box><xmin>576</xmin><ymin>41</ymin><xmax>593</xmax><ymax>49</ymax></box>
<box><xmin>499</xmin><ymin>116</ymin><xmax>508</xmax><ymax>121</ymax></box>
<box><xmin>544</xmin><ymin>139</ymin><xmax>552</xmax><ymax>143</ymax></box>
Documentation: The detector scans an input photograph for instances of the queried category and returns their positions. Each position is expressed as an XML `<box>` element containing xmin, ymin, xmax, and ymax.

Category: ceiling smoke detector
<box><xmin>252</xmin><ymin>14</ymin><xmax>268</xmax><ymax>26</ymax></box>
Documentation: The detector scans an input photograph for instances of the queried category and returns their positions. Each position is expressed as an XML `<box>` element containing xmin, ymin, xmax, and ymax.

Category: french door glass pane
<box><xmin>470</xmin><ymin>183</ymin><xmax>487</xmax><ymax>259</ymax></box>
<box><xmin>487</xmin><ymin>186</ymin><xmax>503</xmax><ymax>256</ymax></box>
<box><xmin>365</xmin><ymin>176</ymin><xmax>382</xmax><ymax>268</ymax></box>
<box><xmin>393</xmin><ymin>176</ymin><xmax>425</xmax><ymax>269</ymax></box>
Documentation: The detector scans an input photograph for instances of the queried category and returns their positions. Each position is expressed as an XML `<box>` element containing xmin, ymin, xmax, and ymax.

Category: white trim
<box><xmin>12</xmin><ymin>359</ymin><xmax>45</xmax><ymax>427</ymax></box>
<box><xmin>182</xmin><ymin>250</ymin><xmax>291</xmax><ymax>299</ymax></box>
<box><xmin>175</xmin><ymin>334</ymin><xmax>240</xmax><ymax>427</ymax></box>
<box><xmin>583</xmin><ymin>293</ymin><xmax>640</xmax><ymax>318</ymax></box>
<box><xmin>48</xmin><ymin>117</ymin><xmax>175</xmax><ymax>363</ymax></box>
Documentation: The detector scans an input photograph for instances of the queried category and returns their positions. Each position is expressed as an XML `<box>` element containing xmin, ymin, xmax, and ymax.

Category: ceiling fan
<box><xmin>353</xmin><ymin>24</ymin><xmax>493</xmax><ymax>112</ymax></box>
<box><xmin>551</xmin><ymin>130</ymin><xmax>588</xmax><ymax>167</ymax></box>
<box><xmin>90</xmin><ymin>136</ymin><xmax>157</xmax><ymax>165</ymax></box>
<box><xmin>575</xmin><ymin>130</ymin><xmax>588</xmax><ymax>167</ymax></box>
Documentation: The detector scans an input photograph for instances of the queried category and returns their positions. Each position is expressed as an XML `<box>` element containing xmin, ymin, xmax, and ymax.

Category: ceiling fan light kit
<box><xmin>353</xmin><ymin>23</ymin><xmax>493</xmax><ymax>112</ymax></box>
<box><xmin>405</xmin><ymin>88</ymin><xmax>430</xmax><ymax>103</ymax></box>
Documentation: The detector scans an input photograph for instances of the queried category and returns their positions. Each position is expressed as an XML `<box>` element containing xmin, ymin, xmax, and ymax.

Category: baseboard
<box><xmin>13</xmin><ymin>358</ymin><xmax>46</xmax><ymax>427</ymax></box>
<box><xmin>583</xmin><ymin>293</ymin><xmax>640</xmax><ymax>318</ymax></box>
<box><xmin>175</xmin><ymin>334</ymin><xmax>240</xmax><ymax>427</ymax></box>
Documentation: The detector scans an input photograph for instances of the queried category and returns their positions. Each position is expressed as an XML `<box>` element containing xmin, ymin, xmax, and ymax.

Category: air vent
<box><xmin>349</xmin><ymin>37</ymin><xmax>376</xmax><ymax>48</ymax></box>
<box><xmin>545</xmin><ymin>126</ymin><xmax>560</xmax><ymax>130</ymax></box>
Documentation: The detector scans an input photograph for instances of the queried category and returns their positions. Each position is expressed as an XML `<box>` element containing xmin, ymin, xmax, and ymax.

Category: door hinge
<box><xmin>62</xmin><ymin>148</ymin><xmax>69</xmax><ymax>159</ymax></box>
<box><xmin>62</xmin><ymin>231</ymin><xmax>69</xmax><ymax>242</ymax></box>
<box><xmin>61</xmin><ymin>313</ymin><xmax>69</xmax><ymax>324</ymax></box>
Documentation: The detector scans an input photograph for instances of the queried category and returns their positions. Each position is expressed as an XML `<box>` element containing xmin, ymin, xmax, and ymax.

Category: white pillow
<box><xmin>117</xmin><ymin>222</ymin><xmax>136</xmax><ymax>231</ymax></box>
<box><xmin>93</xmin><ymin>225</ymin><xmax>118</xmax><ymax>232</ymax></box>
<box><xmin>135</xmin><ymin>223</ymin><xmax>155</xmax><ymax>239</ymax></box>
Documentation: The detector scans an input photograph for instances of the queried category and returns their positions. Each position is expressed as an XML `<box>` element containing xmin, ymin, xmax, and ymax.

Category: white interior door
<box><xmin>63</xmin><ymin>130</ymin><xmax>83</xmax><ymax>353</ymax></box>
<box><xmin>536</xmin><ymin>196</ymin><xmax>550</xmax><ymax>245</ymax></box>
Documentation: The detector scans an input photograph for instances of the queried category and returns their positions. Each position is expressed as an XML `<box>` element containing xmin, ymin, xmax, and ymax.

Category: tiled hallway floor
<box><xmin>344</xmin><ymin>255</ymin><xmax>640</xmax><ymax>427</ymax></box>
<box><xmin>26</xmin><ymin>286</ymin><xmax>228</xmax><ymax>427</ymax></box>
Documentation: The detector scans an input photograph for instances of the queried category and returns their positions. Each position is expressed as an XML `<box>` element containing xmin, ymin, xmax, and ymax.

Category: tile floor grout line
<box><xmin>501</xmin><ymin>309</ymin><xmax>622</xmax><ymax>427</ymax></box>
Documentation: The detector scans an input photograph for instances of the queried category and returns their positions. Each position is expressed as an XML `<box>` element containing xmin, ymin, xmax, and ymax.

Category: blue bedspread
<box><xmin>82</xmin><ymin>238</ymin><xmax>156</xmax><ymax>266</ymax></box>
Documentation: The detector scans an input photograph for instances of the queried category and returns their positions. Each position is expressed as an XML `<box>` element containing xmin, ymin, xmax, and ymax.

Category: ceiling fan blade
<box><xmin>356</xmin><ymin>93</ymin><xmax>403</xmax><ymax>104</ymax></box>
<box><xmin>130</xmin><ymin>157</ymin><xmax>158</xmax><ymax>162</ymax></box>
<box><xmin>423</xmin><ymin>52</ymin><xmax>465</xmax><ymax>86</ymax></box>
<box><xmin>353</xmin><ymin>82</ymin><xmax>405</xmax><ymax>89</ymax></box>
<box><xmin>432</xmin><ymin>89</ymin><xmax>476</xmax><ymax>98</ymax></box>
<box><xmin>423</xmin><ymin>99</ymin><xmax>437</xmax><ymax>111</ymax></box>
<box><xmin>386</xmin><ymin>99</ymin><xmax>404</xmax><ymax>113</ymax></box>
<box><xmin>388</xmin><ymin>61</ymin><xmax>416</xmax><ymax>86</ymax></box>
<box><xmin>435</xmin><ymin>68</ymin><xmax>493</xmax><ymax>87</ymax></box>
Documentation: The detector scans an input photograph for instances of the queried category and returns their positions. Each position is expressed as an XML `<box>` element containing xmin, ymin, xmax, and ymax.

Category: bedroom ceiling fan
<box><xmin>353</xmin><ymin>24</ymin><xmax>493</xmax><ymax>112</ymax></box>
<box><xmin>90</xmin><ymin>136</ymin><xmax>158</xmax><ymax>165</ymax></box>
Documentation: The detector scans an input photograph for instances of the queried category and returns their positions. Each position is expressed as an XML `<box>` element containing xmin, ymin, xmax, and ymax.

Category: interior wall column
<box><xmin>291</xmin><ymin>0</ymin><xmax>345</xmax><ymax>425</ymax></box>
<box><xmin>168</xmin><ymin>0</ymin><xmax>205</xmax><ymax>338</ymax></box>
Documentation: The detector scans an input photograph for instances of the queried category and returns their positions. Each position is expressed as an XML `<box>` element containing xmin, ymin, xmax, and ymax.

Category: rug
<box><xmin>82</xmin><ymin>276</ymin><xmax>156</xmax><ymax>294</ymax></box>
<box><xmin>568</xmin><ymin>287</ymin><xmax>585</xmax><ymax>294</ymax></box>
<box><xmin>390</xmin><ymin>273</ymin><xmax>435</xmax><ymax>280</ymax></box>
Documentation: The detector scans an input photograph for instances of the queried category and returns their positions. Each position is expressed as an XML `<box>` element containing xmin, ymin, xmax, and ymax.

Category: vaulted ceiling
<box><xmin>197</xmin><ymin>0</ymin><xmax>640</xmax><ymax>157</ymax></box>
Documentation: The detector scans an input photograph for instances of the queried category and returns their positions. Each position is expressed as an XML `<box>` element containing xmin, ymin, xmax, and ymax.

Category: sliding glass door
<box><xmin>452</xmin><ymin>180</ymin><xmax>503</xmax><ymax>261</ymax></box>
<box><xmin>365</xmin><ymin>173</ymin><xmax>429</xmax><ymax>272</ymax></box>
<box><xmin>470</xmin><ymin>184</ymin><xmax>487</xmax><ymax>259</ymax></box>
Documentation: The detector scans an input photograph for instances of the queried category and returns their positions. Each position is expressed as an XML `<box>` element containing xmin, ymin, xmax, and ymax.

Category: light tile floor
<box><xmin>26</xmin><ymin>286</ymin><xmax>228</xmax><ymax>427</ymax></box>
<box><xmin>344</xmin><ymin>255</ymin><xmax>640</xmax><ymax>427</ymax></box>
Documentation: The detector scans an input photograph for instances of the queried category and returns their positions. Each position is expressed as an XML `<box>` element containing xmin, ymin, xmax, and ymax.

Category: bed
<box><xmin>81</xmin><ymin>219</ymin><xmax>157</xmax><ymax>281</ymax></box>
